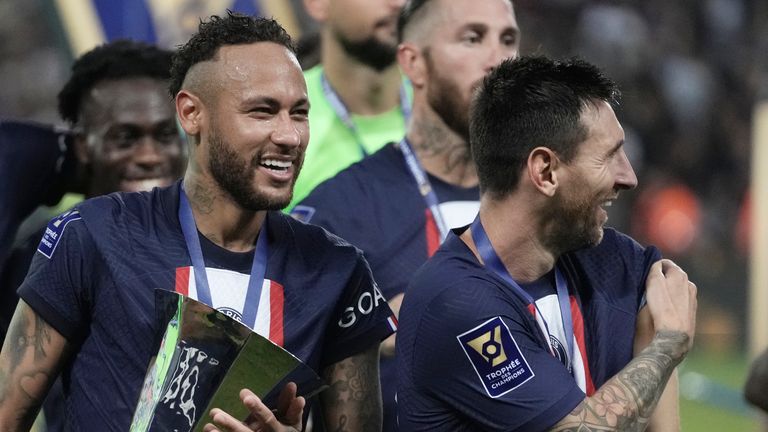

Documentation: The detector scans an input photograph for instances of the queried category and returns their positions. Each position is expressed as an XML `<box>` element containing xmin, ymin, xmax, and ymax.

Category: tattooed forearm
<box><xmin>0</xmin><ymin>301</ymin><xmax>70</xmax><ymax>430</ymax></box>
<box><xmin>320</xmin><ymin>345</ymin><xmax>382</xmax><ymax>432</ymax></box>
<box><xmin>33</xmin><ymin>315</ymin><xmax>52</xmax><ymax>361</ymax></box>
<box><xmin>551</xmin><ymin>331</ymin><xmax>689</xmax><ymax>432</ymax></box>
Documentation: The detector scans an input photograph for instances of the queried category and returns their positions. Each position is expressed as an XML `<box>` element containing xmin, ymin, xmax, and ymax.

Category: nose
<box><xmin>133</xmin><ymin>138</ymin><xmax>165</xmax><ymax>168</ymax></box>
<box><xmin>389</xmin><ymin>0</ymin><xmax>406</xmax><ymax>11</ymax></box>
<box><xmin>484</xmin><ymin>41</ymin><xmax>517</xmax><ymax>73</ymax></box>
<box><xmin>615</xmin><ymin>149</ymin><xmax>638</xmax><ymax>190</ymax></box>
<box><xmin>271</xmin><ymin>113</ymin><xmax>302</xmax><ymax>148</ymax></box>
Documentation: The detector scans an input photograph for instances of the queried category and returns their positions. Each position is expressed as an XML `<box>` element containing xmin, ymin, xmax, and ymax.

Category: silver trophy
<box><xmin>131</xmin><ymin>289</ymin><xmax>326</xmax><ymax>431</ymax></box>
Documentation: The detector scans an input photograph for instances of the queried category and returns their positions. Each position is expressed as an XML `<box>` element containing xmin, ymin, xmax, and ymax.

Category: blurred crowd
<box><xmin>1</xmin><ymin>0</ymin><xmax>766</xmax><ymax>351</ymax></box>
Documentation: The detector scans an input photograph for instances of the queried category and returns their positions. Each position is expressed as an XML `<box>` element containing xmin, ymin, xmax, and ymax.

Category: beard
<box><xmin>424</xmin><ymin>51</ymin><xmax>471</xmax><ymax>141</ymax></box>
<box><xmin>335</xmin><ymin>30</ymin><xmax>397</xmax><ymax>71</ymax></box>
<box><xmin>544</xmin><ymin>177</ymin><xmax>605</xmax><ymax>253</ymax></box>
<box><xmin>208</xmin><ymin>126</ymin><xmax>296</xmax><ymax>211</ymax></box>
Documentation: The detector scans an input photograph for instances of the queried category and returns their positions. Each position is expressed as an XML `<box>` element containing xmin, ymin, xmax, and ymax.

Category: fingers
<box><xmin>241</xmin><ymin>386</ymin><xmax>304</xmax><ymax>431</ymax></box>
<box><xmin>285</xmin><ymin>394</ymin><xmax>305</xmax><ymax>427</ymax></box>
<box><xmin>203</xmin><ymin>408</ymin><xmax>249</xmax><ymax>432</ymax></box>
<box><xmin>645</xmin><ymin>259</ymin><xmax>698</xmax><ymax>351</ymax></box>
<box><xmin>202</xmin><ymin>386</ymin><xmax>304</xmax><ymax>432</ymax></box>
<box><xmin>241</xmin><ymin>388</ymin><xmax>283</xmax><ymax>429</ymax></box>
<box><xmin>277</xmin><ymin>382</ymin><xmax>298</xmax><ymax>416</ymax></box>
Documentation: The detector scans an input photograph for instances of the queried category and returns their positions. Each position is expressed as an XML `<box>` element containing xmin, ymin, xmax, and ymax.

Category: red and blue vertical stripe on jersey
<box><xmin>527</xmin><ymin>296</ymin><xmax>596</xmax><ymax>396</ymax></box>
<box><xmin>173</xmin><ymin>266</ymin><xmax>285</xmax><ymax>347</ymax></box>
<box><xmin>425</xmin><ymin>208</ymin><xmax>441</xmax><ymax>257</ymax></box>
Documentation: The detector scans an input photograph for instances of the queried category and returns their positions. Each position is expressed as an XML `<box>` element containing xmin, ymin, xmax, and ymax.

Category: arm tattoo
<box><xmin>320</xmin><ymin>346</ymin><xmax>382</xmax><ymax>432</ymax></box>
<box><xmin>0</xmin><ymin>305</ymin><xmax>65</xmax><ymax>429</ymax></box>
<box><xmin>552</xmin><ymin>331</ymin><xmax>689</xmax><ymax>432</ymax></box>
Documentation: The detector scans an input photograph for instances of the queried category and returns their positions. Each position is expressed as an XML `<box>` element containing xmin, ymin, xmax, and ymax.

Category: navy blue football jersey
<box><xmin>293</xmin><ymin>142</ymin><xmax>479</xmax><ymax>431</ymax></box>
<box><xmin>293</xmin><ymin>142</ymin><xmax>479</xmax><ymax>300</ymax></box>
<box><xmin>396</xmin><ymin>227</ymin><xmax>660</xmax><ymax>431</ymax></box>
<box><xmin>18</xmin><ymin>182</ymin><xmax>395</xmax><ymax>431</ymax></box>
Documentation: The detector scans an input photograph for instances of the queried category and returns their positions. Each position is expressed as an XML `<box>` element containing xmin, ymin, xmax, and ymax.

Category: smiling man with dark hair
<box><xmin>0</xmin><ymin>13</ymin><xmax>395</xmax><ymax>432</ymax></box>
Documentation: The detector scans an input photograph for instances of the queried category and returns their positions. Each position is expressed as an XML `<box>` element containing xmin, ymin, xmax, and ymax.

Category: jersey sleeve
<box><xmin>17</xmin><ymin>210</ymin><xmax>95</xmax><ymax>343</ymax></box>
<box><xmin>409</xmin><ymin>282</ymin><xmax>585</xmax><ymax>431</ymax></box>
<box><xmin>320</xmin><ymin>251</ymin><xmax>396</xmax><ymax>367</ymax></box>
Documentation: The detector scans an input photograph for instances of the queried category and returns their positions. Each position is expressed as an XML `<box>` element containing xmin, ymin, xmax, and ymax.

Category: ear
<box><xmin>304</xmin><ymin>0</ymin><xmax>330</xmax><ymax>22</ymax></box>
<box><xmin>527</xmin><ymin>147</ymin><xmax>560</xmax><ymax>197</ymax></box>
<box><xmin>175</xmin><ymin>90</ymin><xmax>204</xmax><ymax>138</ymax></box>
<box><xmin>397</xmin><ymin>43</ymin><xmax>427</xmax><ymax>88</ymax></box>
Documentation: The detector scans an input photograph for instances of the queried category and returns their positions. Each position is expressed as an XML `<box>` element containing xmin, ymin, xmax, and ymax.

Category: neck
<box><xmin>406</xmin><ymin>103</ymin><xmax>477</xmax><ymax>187</ymax></box>
<box><xmin>461</xmin><ymin>195</ymin><xmax>557</xmax><ymax>283</ymax></box>
<box><xmin>321</xmin><ymin>31</ymin><xmax>402</xmax><ymax>115</ymax></box>
<box><xmin>182</xmin><ymin>173</ymin><xmax>266</xmax><ymax>253</ymax></box>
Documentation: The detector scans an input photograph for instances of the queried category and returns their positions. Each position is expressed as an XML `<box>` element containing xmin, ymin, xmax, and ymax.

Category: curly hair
<box><xmin>169</xmin><ymin>11</ymin><xmax>295</xmax><ymax>98</ymax></box>
<box><xmin>57</xmin><ymin>40</ymin><xmax>173</xmax><ymax>125</ymax></box>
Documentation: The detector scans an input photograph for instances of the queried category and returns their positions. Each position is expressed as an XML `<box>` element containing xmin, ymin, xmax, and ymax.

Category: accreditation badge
<box><xmin>457</xmin><ymin>316</ymin><xmax>534</xmax><ymax>398</ymax></box>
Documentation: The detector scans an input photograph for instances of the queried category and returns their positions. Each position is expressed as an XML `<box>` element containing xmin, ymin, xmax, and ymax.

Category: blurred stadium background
<box><xmin>0</xmin><ymin>0</ymin><xmax>765</xmax><ymax>430</ymax></box>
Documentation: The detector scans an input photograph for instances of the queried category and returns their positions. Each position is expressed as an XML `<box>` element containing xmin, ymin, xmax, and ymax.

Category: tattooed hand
<box><xmin>549</xmin><ymin>259</ymin><xmax>697</xmax><ymax>432</ymax></box>
<box><xmin>644</xmin><ymin>259</ymin><xmax>697</xmax><ymax>358</ymax></box>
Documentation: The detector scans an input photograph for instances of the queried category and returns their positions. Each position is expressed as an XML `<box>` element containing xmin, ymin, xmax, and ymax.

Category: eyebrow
<box><xmin>240</xmin><ymin>96</ymin><xmax>309</xmax><ymax>109</ymax></box>
<box><xmin>607</xmin><ymin>139</ymin><xmax>625</xmax><ymax>157</ymax></box>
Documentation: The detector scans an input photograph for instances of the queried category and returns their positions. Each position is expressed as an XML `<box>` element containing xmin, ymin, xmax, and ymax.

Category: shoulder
<box><xmin>300</xmin><ymin>144</ymin><xmax>403</xmax><ymax>203</ymax></box>
<box><xmin>78</xmin><ymin>184</ymin><xmax>174</xmax><ymax>223</ymax></box>
<box><xmin>295</xmin><ymin>143</ymin><xmax>410</xmax><ymax>226</ymax></box>
<box><xmin>570</xmin><ymin>227</ymin><xmax>660</xmax><ymax>267</ymax></box>
<box><xmin>271</xmin><ymin>211</ymin><xmax>363</xmax><ymax>262</ymax></box>
<box><xmin>402</xmin><ymin>235</ymin><xmax>517</xmax><ymax>330</ymax></box>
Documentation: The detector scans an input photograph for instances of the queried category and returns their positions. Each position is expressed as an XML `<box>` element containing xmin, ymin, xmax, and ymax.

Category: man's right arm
<box><xmin>0</xmin><ymin>300</ymin><xmax>70</xmax><ymax>431</ymax></box>
<box><xmin>550</xmin><ymin>259</ymin><xmax>696</xmax><ymax>432</ymax></box>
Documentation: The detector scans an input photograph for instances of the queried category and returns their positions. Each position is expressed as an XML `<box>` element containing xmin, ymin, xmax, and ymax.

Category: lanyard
<box><xmin>321</xmin><ymin>72</ymin><xmax>411</xmax><ymax>158</ymax></box>
<box><xmin>470</xmin><ymin>217</ymin><xmax>575</xmax><ymax>369</ymax></box>
<box><xmin>178</xmin><ymin>185</ymin><xmax>269</xmax><ymax>329</ymax></box>
<box><xmin>398</xmin><ymin>138</ymin><xmax>449</xmax><ymax>240</ymax></box>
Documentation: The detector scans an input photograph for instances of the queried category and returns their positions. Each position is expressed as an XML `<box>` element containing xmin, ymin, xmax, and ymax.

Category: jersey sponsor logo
<box><xmin>174</xmin><ymin>267</ymin><xmax>285</xmax><ymax>347</ymax></box>
<box><xmin>457</xmin><ymin>316</ymin><xmax>534</xmax><ymax>398</ymax></box>
<box><xmin>549</xmin><ymin>334</ymin><xmax>571</xmax><ymax>372</ymax></box>
<box><xmin>289</xmin><ymin>205</ymin><xmax>316</xmax><ymax>223</ymax></box>
<box><xmin>217</xmin><ymin>307</ymin><xmax>243</xmax><ymax>323</ymax></box>
<box><xmin>37</xmin><ymin>210</ymin><xmax>82</xmax><ymax>259</ymax></box>
<box><xmin>338</xmin><ymin>283</ymin><xmax>387</xmax><ymax>328</ymax></box>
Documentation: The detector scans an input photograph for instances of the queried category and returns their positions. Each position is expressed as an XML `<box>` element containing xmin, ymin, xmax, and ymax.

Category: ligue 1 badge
<box><xmin>130</xmin><ymin>289</ymin><xmax>327</xmax><ymax>431</ymax></box>
<box><xmin>457</xmin><ymin>316</ymin><xmax>534</xmax><ymax>398</ymax></box>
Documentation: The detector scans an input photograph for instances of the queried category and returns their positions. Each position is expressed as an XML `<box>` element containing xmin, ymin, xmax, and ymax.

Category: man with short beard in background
<box><xmin>288</xmin><ymin>0</ymin><xmax>409</xmax><ymax>209</ymax></box>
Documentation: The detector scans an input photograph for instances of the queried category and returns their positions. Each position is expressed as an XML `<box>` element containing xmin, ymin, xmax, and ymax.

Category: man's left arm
<box><xmin>634</xmin><ymin>305</ymin><xmax>680</xmax><ymax>432</ymax></box>
<box><xmin>320</xmin><ymin>344</ymin><xmax>382</xmax><ymax>432</ymax></box>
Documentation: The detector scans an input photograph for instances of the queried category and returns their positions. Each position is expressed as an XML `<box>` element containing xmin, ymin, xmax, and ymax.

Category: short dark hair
<box><xmin>397</xmin><ymin>0</ymin><xmax>514</xmax><ymax>43</ymax></box>
<box><xmin>58</xmin><ymin>40</ymin><xmax>173</xmax><ymax>125</ymax></box>
<box><xmin>169</xmin><ymin>11</ymin><xmax>295</xmax><ymax>97</ymax></box>
<box><xmin>397</xmin><ymin>0</ymin><xmax>432</xmax><ymax>43</ymax></box>
<box><xmin>470</xmin><ymin>55</ymin><xmax>620</xmax><ymax>198</ymax></box>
